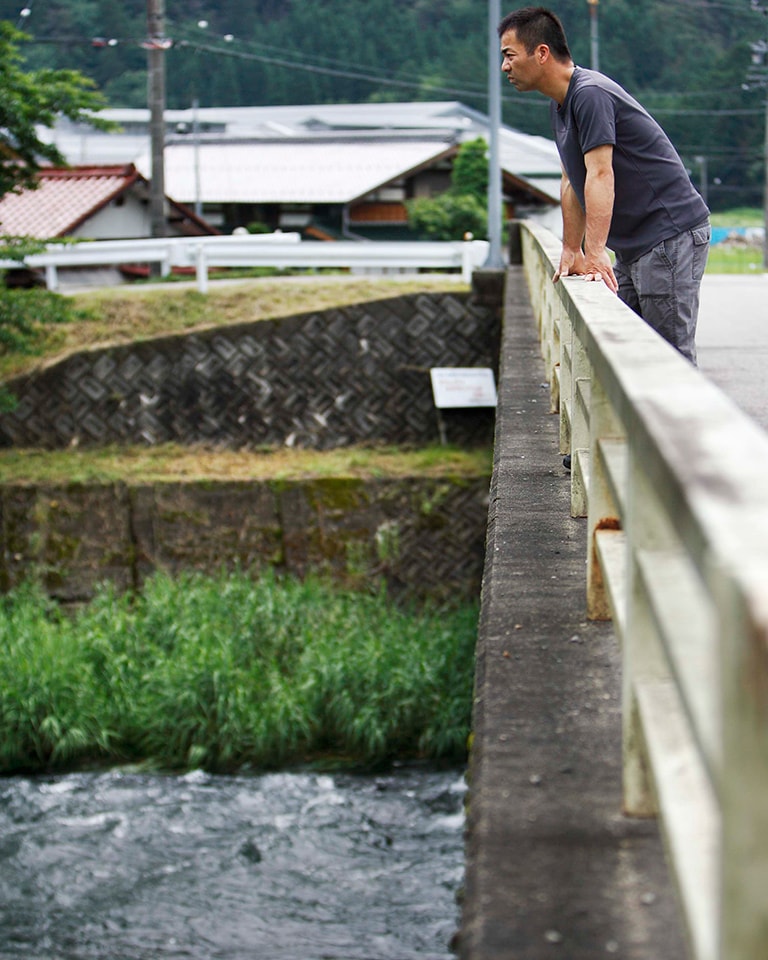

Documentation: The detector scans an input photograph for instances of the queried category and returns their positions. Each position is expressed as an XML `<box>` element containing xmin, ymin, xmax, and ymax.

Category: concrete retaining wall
<box><xmin>0</xmin><ymin>475</ymin><xmax>490</xmax><ymax>603</ymax></box>
<box><xmin>0</xmin><ymin>289</ymin><xmax>499</xmax><ymax>451</ymax></box>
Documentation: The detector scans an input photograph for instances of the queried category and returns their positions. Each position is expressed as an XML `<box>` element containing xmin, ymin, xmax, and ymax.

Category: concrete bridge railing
<box><xmin>519</xmin><ymin>220</ymin><xmax>768</xmax><ymax>960</ymax></box>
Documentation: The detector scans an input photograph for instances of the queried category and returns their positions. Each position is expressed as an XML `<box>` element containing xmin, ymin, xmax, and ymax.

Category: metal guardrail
<box><xmin>519</xmin><ymin>219</ymin><xmax>768</xmax><ymax>960</ymax></box>
<box><xmin>2</xmin><ymin>234</ymin><xmax>490</xmax><ymax>292</ymax></box>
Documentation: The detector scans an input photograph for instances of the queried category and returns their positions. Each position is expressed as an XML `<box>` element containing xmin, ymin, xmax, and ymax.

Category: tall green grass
<box><xmin>706</xmin><ymin>207</ymin><xmax>765</xmax><ymax>274</ymax></box>
<box><xmin>0</xmin><ymin>571</ymin><xmax>477</xmax><ymax>774</ymax></box>
<box><xmin>706</xmin><ymin>244</ymin><xmax>763</xmax><ymax>275</ymax></box>
<box><xmin>709</xmin><ymin>208</ymin><xmax>763</xmax><ymax>228</ymax></box>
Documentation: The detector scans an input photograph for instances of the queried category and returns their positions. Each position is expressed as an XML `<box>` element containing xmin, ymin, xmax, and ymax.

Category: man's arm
<box><xmin>581</xmin><ymin>143</ymin><xmax>618</xmax><ymax>292</ymax></box>
<box><xmin>553</xmin><ymin>169</ymin><xmax>586</xmax><ymax>282</ymax></box>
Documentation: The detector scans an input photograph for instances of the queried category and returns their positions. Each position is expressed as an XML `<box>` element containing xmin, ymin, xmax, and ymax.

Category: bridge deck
<box><xmin>458</xmin><ymin>266</ymin><xmax>687</xmax><ymax>959</ymax></box>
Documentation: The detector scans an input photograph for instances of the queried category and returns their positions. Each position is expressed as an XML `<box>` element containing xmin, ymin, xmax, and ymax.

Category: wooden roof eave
<box><xmin>502</xmin><ymin>170</ymin><xmax>560</xmax><ymax>206</ymax></box>
<box><xmin>346</xmin><ymin>143</ymin><xmax>459</xmax><ymax>207</ymax></box>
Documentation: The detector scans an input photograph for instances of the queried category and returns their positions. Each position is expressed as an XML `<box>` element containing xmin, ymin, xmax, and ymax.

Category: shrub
<box><xmin>0</xmin><ymin>285</ymin><xmax>95</xmax><ymax>410</ymax></box>
<box><xmin>406</xmin><ymin>193</ymin><xmax>488</xmax><ymax>242</ymax></box>
<box><xmin>0</xmin><ymin>571</ymin><xmax>478</xmax><ymax>773</ymax></box>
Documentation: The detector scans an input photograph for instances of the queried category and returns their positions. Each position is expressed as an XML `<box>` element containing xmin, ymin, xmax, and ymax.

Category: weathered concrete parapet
<box><xmin>0</xmin><ymin>475</ymin><xmax>490</xmax><ymax>603</ymax></box>
<box><xmin>473</xmin><ymin>219</ymin><xmax>768</xmax><ymax>959</ymax></box>
<box><xmin>457</xmin><ymin>263</ymin><xmax>686</xmax><ymax>958</ymax></box>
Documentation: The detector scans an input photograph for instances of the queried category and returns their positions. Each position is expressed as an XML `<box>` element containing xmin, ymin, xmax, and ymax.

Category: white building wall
<box><xmin>70</xmin><ymin>193</ymin><xmax>151</xmax><ymax>240</ymax></box>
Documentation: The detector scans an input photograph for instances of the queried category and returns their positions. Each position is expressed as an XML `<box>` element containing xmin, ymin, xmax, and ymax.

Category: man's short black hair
<box><xmin>498</xmin><ymin>7</ymin><xmax>572</xmax><ymax>62</ymax></box>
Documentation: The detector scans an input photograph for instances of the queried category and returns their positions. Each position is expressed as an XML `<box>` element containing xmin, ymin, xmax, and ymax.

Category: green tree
<box><xmin>407</xmin><ymin>193</ymin><xmax>487</xmax><ymax>241</ymax></box>
<box><xmin>451</xmin><ymin>136</ymin><xmax>488</xmax><ymax>202</ymax></box>
<box><xmin>0</xmin><ymin>23</ymin><xmax>109</xmax><ymax>409</ymax></box>
<box><xmin>0</xmin><ymin>22</ymin><xmax>112</xmax><ymax>198</ymax></box>
<box><xmin>407</xmin><ymin>137</ymin><xmax>489</xmax><ymax>240</ymax></box>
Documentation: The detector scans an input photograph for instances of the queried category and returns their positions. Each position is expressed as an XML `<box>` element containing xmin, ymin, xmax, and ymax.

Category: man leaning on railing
<box><xmin>498</xmin><ymin>7</ymin><xmax>710</xmax><ymax>465</ymax></box>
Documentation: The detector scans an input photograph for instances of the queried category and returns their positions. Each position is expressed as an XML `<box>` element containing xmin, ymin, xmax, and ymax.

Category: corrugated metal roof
<box><xmin>35</xmin><ymin>103</ymin><xmax>561</xmax><ymax>213</ymax></box>
<box><xmin>43</xmin><ymin>101</ymin><xmax>562</xmax><ymax>184</ymax></box>
<box><xmin>498</xmin><ymin>130</ymin><xmax>561</xmax><ymax>179</ymax></box>
<box><xmin>140</xmin><ymin>139</ymin><xmax>456</xmax><ymax>205</ymax></box>
<box><xmin>100</xmin><ymin>101</ymin><xmax>485</xmax><ymax>138</ymax></box>
<box><xmin>0</xmin><ymin>166</ymin><xmax>138</xmax><ymax>238</ymax></box>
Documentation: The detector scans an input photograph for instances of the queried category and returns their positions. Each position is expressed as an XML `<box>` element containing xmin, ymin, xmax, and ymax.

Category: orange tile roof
<box><xmin>0</xmin><ymin>164</ymin><xmax>141</xmax><ymax>239</ymax></box>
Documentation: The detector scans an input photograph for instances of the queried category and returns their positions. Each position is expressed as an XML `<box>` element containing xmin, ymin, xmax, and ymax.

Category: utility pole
<box><xmin>485</xmin><ymin>0</ymin><xmax>505</xmax><ymax>270</ymax></box>
<box><xmin>694</xmin><ymin>155</ymin><xmax>708</xmax><ymax>207</ymax></box>
<box><xmin>747</xmin><ymin>1</ymin><xmax>768</xmax><ymax>269</ymax></box>
<box><xmin>146</xmin><ymin>0</ymin><xmax>167</xmax><ymax>243</ymax></box>
<box><xmin>587</xmin><ymin>0</ymin><xmax>600</xmax><ymax>72</ymax></box>
<box><xmin>763</xmin><ymin>77</ymin><xmax>767</xmax><ymax>270</ymax></box>
<box><xmin>192</xmin><ymin>97</ymin><xmax>202</xmax><ymax>217</ymax></box>
<box><xmin>763</xmin><ymin>33</ymin><xmax>768</xmax><ymax>272</ymax></box>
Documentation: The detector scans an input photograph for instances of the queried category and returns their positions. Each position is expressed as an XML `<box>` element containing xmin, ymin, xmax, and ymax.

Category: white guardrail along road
<box><xmin>0</xmin><ymin>234</ymin><xmax>490</xmax><ymax>292</ymax></box>
<box><xmin>520</xmin><ymin>219</ymin><xmax>768</xmax><ymax>960</ymax></box>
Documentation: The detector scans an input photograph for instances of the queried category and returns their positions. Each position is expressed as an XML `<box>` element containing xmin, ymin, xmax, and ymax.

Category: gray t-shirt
<box><xmin>550</xmin><ymin>66</ymin><xmax>709</xmax><ymax>262</ymax></box>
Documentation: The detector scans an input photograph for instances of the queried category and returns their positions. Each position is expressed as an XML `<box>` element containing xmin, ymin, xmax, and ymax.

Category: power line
<box><xmin>641</xmin><ymin>86</ymin><xmax>757</xmax><ymax>99</ymax></box>
<box><xmin>655</xmin><ymin>0</ymin><xmax>764</xmax><ymax>14</ymax></box>
<box><xmin>171</xmin><ymin>35</ymin><xmax>762</xmax><ymax>117</ymax></box>
<box><xmin>679</xmin><ymin>145</ymin><xmax>765</xmax><ymax>154</ymax></box>
<box><xmin>20</xmin><ymin>35</ymin><xmax>142</xmax><ymax>45</ymax></box>
<box><xmin>174</xmin><ymin>36</ymin><xmax>490</xmax><ymax>102</ymax></box>
<box><xmin>18</xmin><ymin>24</ymin><xmax>499</xmax><ymax>104</ymax></box>
<box><xmin>13</xmin><ymin>17</ymin><xmax>764</xmax><ymax>119</ymax></box>
<box><xmin>173</xmin><ymin>34</ymin><xmax>547</xmax><ymax>110</ymax></box>
<box><xmin>653</xmin><ymin>106</ymin><xmax>765</xmax><ymax>115</ymax></box>
<box><xmin>179</xmin><ymin>25</ymin><xmax>755</xmax><ymax>105</ymax></box>
<box><xmin>171</xmin><ymin>21</ymin><xmax>490</xmax><ymax>94</ymax></box>
<box><xmin>19</xmin><ymin>19</ymin><xmax>492</xmax><ymax>100</ymax></box>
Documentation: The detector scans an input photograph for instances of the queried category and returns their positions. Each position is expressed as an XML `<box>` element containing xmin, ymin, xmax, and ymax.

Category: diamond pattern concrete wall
<box><xmin>0</xmin><ymin>291</ymin><xmax>499</xmax><ymax>450</ymax></box>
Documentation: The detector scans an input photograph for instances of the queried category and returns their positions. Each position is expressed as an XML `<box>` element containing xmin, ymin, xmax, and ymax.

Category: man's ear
<box><xmin>536</xmin><ymin>43</ymin><xmax>551</xmax><ymax>64</ymax></box>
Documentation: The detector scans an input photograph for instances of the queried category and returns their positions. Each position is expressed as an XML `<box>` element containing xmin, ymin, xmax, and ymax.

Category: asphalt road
<box><xmin>697</xmin><ymin>273</ymin><xmax>768</xmax><ymax>431</ymax></box>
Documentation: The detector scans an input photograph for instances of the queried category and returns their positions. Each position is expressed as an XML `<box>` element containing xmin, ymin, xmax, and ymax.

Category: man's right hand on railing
<box><xmin>552</xmin><ymin>244</ymin><xmax>586</xmax><ymax>283</ymax></box>
<box><xmin>553</xmin><ymin>245</ymin><xmax>619</xmax><ymax>294</ymax></box>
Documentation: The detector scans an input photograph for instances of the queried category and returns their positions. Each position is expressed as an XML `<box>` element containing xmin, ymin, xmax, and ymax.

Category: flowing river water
<box><xmin>0</xmin><ymin>765</ymin><xmax>465</xmax><ymax>960</ymax></box>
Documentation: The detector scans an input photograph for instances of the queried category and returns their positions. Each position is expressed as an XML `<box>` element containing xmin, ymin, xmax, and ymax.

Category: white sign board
<box><xmin>429</xmin><ymin>367</ymin><xmax>497</xmax><ymax>409</ymax></box>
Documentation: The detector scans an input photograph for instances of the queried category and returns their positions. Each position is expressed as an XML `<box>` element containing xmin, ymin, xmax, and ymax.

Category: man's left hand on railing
<box><xmin>581</xmin><ymin>247</ymin><xmax>618</xmax><ymax>293</ymax></box>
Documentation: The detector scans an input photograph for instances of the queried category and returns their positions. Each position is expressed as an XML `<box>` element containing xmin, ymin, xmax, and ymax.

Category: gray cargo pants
<box><xmin>614</xmin><ymin>219</ymin><xmax>711</xmax><ymax>365</ymax></box>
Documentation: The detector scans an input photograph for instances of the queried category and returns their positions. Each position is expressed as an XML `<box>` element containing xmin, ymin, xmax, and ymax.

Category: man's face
<box><xmin>500</xmin><ymin>29</ymin><xmax>540</xmax><ymax>92</ymax></box>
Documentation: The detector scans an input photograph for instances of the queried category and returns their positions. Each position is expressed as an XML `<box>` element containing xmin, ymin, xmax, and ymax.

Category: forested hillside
<box><xmin>0</xmin><ymin>0</ymin><xmax>765</xmax><ymax>210</ymax></box>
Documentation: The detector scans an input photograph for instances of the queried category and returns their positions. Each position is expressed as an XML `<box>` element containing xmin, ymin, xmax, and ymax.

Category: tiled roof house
<box><xmin>42</xmin><ymin>102</ymin><xmax>562</xmax><ymax>238</ymax></box>
<box><xmin>0</xmin><ymin>164</ymin><xmax>216</xmax><ymax>240</ymax></box>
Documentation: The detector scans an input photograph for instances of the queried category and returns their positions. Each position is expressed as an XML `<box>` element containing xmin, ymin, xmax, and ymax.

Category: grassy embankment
<box><xmin>0</xmin><ymin>274</ymin><xmax>469</xmax><ymax>383</ymax></box>
<box><xmin>0</xmin><ymin>274</ymin><xmax>490</xmax><ymax>483</ymax></box>
<box><xmin>707</xmin><ymin>207</ymin><xmax>765</xmax><ymax>274</ymax></box>
<box><xmin>0</xmin><ymin>276</ymin><xmax>483</xmax><ymax>775</ymax></box>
